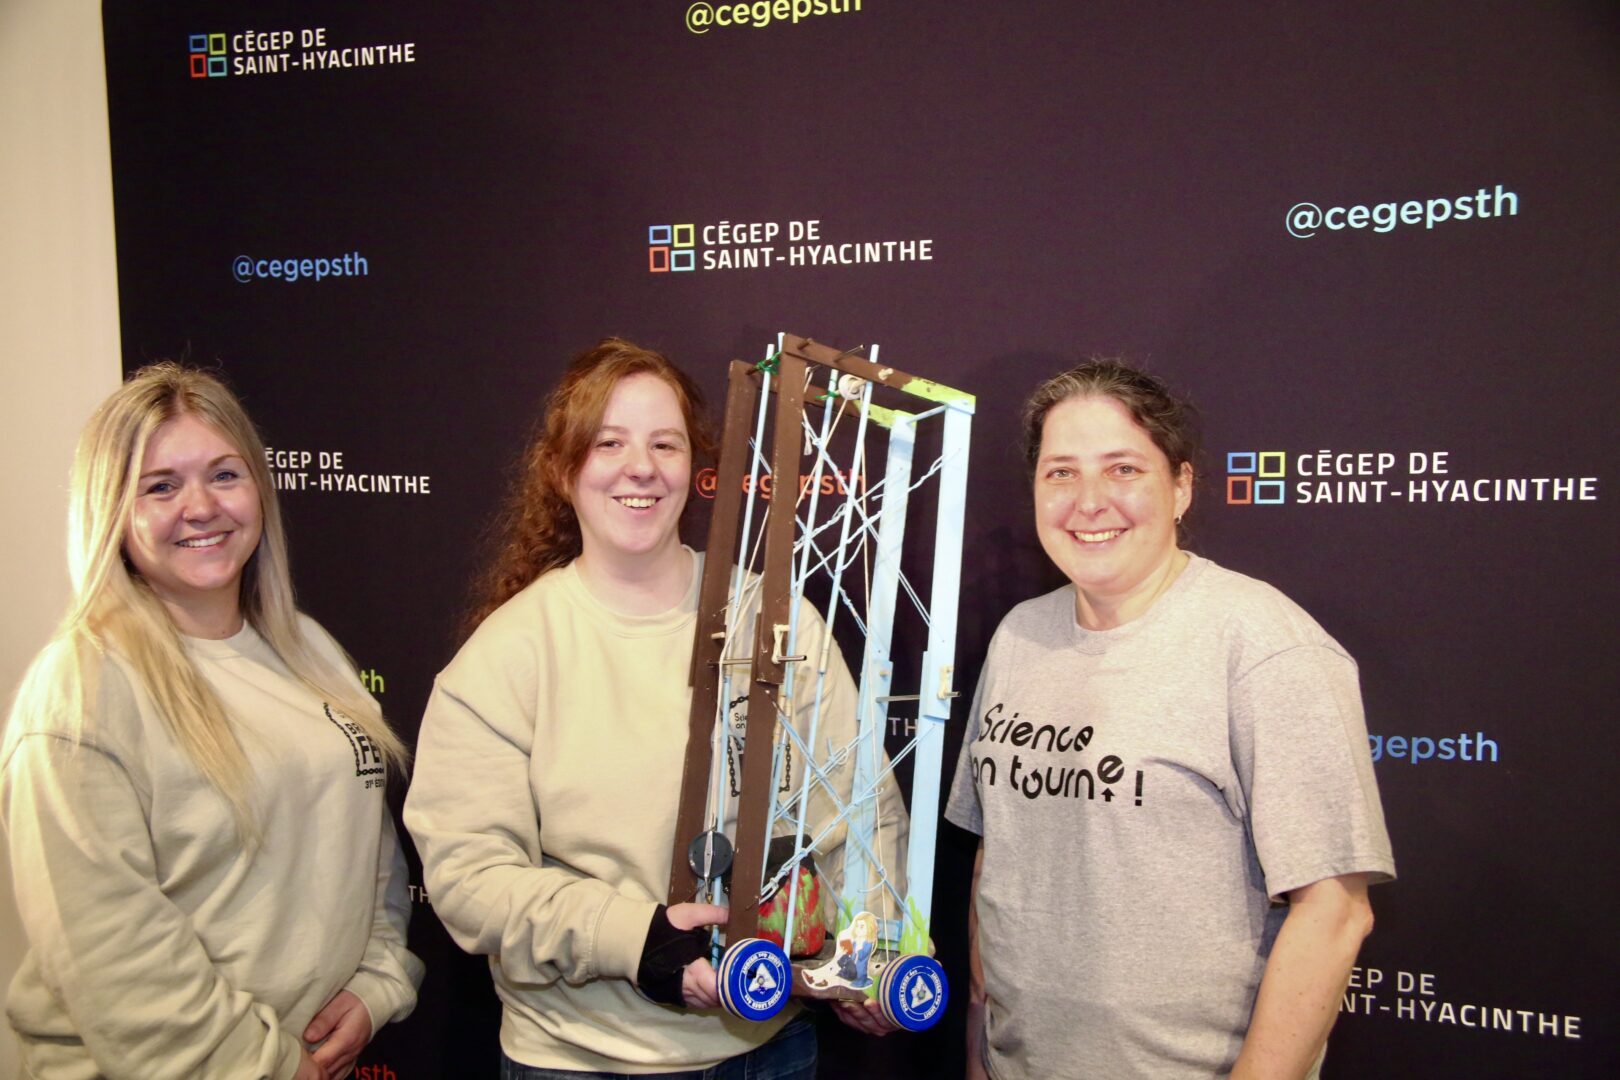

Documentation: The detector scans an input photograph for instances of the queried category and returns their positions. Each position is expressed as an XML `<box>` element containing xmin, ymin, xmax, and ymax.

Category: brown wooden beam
<box><xmin>726</xmin><ymin>350</ymin><xmax>808</xmax><ymax>938</ymax></box>
<box><xmin>667</xmin><ymin>360</ymin><xmax>760</xmax><ymax>904</ymax></box>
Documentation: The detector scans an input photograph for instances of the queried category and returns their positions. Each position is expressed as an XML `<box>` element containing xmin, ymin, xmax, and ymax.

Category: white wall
<box><xmin>0</xmin><ymin>0</ymin><xmax>123</xmax><ymax>1071</ymax></box>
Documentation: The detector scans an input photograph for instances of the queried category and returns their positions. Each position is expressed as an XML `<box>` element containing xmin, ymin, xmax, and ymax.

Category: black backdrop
<box><xmin>103</xmin><ymin>2</ymin><xmax>1618</xmax><ymax>1076</ymax></box>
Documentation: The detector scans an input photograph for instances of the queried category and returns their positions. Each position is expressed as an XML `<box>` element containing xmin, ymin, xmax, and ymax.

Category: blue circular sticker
<box><xmin>880</xmin><ymin>954</ymin><xmax>948</xmax><ymax>1032</ymax></box>
<box><xmin>719</xmin><ymin>938</ymin><xmax>791</xmax><ymax>1021</ymax></box>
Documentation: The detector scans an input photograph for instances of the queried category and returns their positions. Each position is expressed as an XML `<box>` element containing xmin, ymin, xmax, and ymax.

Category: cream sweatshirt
<box><xmin>2</xmin><ymin>617</ymin><xmax>422</xmax><ymax>1080</ymax></box>
<box><xmin>405</xmin><ymin>550</ymin><xmax>906</xmax><ymax>1072</ymax></box>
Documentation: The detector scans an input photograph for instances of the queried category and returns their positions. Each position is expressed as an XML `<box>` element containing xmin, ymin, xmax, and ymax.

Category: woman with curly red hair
<box><xmin>406</xmin><ymin>338</ymin><xmax>904</xmax><ymax>1078</ymax></box>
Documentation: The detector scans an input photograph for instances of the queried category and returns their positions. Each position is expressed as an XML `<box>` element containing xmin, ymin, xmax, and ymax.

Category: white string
<box><xmin>705</xmin><ymin>351</ymin><xmax>966</xmax><ymax>953</ymax></box>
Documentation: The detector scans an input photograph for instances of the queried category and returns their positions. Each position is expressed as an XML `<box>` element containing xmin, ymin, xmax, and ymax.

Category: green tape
<box><xmin>900</xmin><ymin>376</ymin><xmax>975</xmax><ymax>407</ymax></box>
<box><xmin>899</xmin><ymin>897</ymin><xmax>931</xmax><ymax>955</ymax></box>
<box><xmin>863</xmin><ymin>403</ymin><xmax>911</xmax><ymax>429</ymax></box>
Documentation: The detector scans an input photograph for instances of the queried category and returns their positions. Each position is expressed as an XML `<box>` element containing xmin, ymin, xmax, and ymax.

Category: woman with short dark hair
<box><xmin>948</xmin><ymin>360</ymin><xmax>1395</xmax><ymax>1080</ymax></box>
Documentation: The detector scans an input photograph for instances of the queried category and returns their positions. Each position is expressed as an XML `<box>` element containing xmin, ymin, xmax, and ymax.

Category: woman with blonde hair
<box><xmin>406</xmin><ymin>337</ymin><xmax>905</xmax><ymax>1078</ymax></box>
<box><xmin>3</xmin><ymin>362</ymin><xmax>423</xmax><ymax>1079</ymax></box>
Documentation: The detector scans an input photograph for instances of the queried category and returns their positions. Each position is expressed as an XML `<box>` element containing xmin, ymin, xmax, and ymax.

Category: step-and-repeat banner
<box><xmin>101</xmin><ymin>3</ymin><xmax>1617</xmax><ymax>1076</ymax></box>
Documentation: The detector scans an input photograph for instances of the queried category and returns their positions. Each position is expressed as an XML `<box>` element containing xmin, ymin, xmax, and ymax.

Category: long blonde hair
<box><xmin>7</xmin><ymin>362</ymin><xmax>406</xmax><ymax>838</ymax></box>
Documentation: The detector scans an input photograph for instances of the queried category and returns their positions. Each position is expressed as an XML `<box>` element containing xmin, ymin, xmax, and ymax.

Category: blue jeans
<box><xmin>499</xmin><ymin>1013</ymin><xmax>817</xmax><ymax>1080</ymax></box>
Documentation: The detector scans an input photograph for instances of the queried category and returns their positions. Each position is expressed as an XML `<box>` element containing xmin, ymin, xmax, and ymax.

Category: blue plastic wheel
<box><xmin>716</xmin><ymin>937</ymin><xmax>792</xmax><ymax>1022</ymax></box>
<box><xmin>878</xmin><ymin>953</ymin><xmax>948</xmax><ymax>1031</ymax></box>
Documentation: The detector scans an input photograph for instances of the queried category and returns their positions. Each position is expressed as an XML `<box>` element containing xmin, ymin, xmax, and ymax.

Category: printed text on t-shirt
<box><xmin>972</xmin><ymin>703</ymin><xmax>1145</xmax><ymax>805</ymax></box>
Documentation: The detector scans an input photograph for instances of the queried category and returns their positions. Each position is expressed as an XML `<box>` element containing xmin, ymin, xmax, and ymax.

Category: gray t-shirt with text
<box><xmin>946</xmin><ymin>555</ymin><xmax>1395</xmax><ymax>1080</ymax></box>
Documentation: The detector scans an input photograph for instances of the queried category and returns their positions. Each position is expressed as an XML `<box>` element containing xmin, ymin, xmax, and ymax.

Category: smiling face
<box><xmin>1033</xmin><ymin>394</ymin><xmax>1192</xmax><ymax>625</ymax></box>
<box><xmin>124</xmin><ymin>412</ymin><xmax>264</xmax><ymax>637</ymax></box>
<box><xmin>570</xmin><ymin>372</ymin><xmax>692</xmax><ymax>575</ymax></box>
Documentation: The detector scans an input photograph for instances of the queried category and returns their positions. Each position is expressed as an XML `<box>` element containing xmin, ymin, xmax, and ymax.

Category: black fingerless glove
<box><xmin>636</xmin><ymin>904</ymin><xmax>710</xmax><ymax>1007</ymax></box>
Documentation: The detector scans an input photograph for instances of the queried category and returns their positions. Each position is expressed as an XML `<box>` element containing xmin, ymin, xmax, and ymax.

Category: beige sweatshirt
<box><xmin>2</xmin><ymin>617</ymin><xmax>422</xmax><ymax>1080</ymax></box>
<box><xmin>405</xmin><ymin>549</ymin><xmax>906</xmax><ymax>1072</ymax></box>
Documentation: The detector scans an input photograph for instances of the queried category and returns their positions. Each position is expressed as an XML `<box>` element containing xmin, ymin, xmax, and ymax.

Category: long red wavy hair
<box><xmin>463</xmin><ymin>338</ymin><xmax>715</xmax><ymax>636</ymax></box>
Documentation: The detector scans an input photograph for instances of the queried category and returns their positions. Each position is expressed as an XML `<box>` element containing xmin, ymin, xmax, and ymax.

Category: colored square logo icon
<box><xmin>648</xmin><ymin>223</ymin><xmax>699</xmax><ymax>272</ymax></box>
<box><xmin>190</xmin><ymin>32</ymin><xmax>228</xmax><ymax>78</ymax></box>
<box><xmin>1227</xmin><ymin>451</ymin><xmax>1287</xmax><ymax>504</ymax></box>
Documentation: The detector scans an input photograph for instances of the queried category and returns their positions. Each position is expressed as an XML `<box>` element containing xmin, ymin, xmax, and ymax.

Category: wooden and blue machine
<box><xmin>667</xmin><ymin>333</ymin><xmax>974</xmax><ymax>1030</ymax></box>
